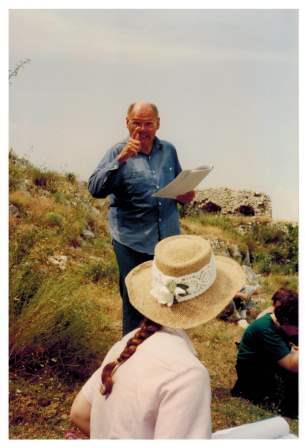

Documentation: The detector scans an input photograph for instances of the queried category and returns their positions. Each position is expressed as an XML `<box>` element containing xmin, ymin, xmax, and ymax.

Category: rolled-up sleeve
<box><xmin>154</xmin><ymin>366</ymin><xmax>211</xmax><ymax>439</ymax></box>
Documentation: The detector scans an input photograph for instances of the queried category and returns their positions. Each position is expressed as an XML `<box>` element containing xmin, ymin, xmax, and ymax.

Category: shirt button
<box><xmin>159</xmin><ymin>218</ymin><xmax>162</xmax><ymax>222</ymax></box>
<box><xmin>156</xmin><ymin>185</ymin><xmax>159</xmax><ymax>189</ymax></box>
<box><xmin>158</xmin><ymin>202</ymin><xmax>162</xmax><ymax>206</ymax></box>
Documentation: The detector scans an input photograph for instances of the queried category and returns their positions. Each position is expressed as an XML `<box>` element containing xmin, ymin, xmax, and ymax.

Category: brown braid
<box><xmin>101</xmin><ymin>318</ymin><xmax>161</xmax><ymax>397</ymax></box>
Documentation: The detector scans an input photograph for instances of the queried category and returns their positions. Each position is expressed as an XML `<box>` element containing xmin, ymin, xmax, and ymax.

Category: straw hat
<box><xmin>126</xmin><ymin>235</ymin><xmax>246</xmax><ymax>329</ymax></box>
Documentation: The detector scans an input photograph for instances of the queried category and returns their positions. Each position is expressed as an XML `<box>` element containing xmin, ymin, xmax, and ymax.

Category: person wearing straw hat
<box><xmin>70</xmin><ymin>234</ymin><xmax>245</xmax><ymax>439</ymax></box>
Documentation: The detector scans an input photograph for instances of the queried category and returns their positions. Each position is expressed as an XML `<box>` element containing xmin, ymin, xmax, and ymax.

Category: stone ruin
<box><xmin>185</xmin><ymin>187</ymin><xmax>272</xmax><ymax>218</ymax></box>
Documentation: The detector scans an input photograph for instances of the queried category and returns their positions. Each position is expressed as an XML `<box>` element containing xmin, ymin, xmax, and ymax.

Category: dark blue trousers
<box><xmin>112</xmin><ymin>239</ymin><xmax>153</xmax><ymax>335</ymax></box>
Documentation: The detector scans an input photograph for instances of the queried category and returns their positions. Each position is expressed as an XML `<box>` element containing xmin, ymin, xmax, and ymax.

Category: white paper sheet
<box><xmin>212</xmin><ymin>416</ymin><xmax>295</xmax><ymax>439</ymax></box>
<box><xmin>152</xmin><ymin>165</ymin><xmax>213</xmax><ymax>199</ymax></box>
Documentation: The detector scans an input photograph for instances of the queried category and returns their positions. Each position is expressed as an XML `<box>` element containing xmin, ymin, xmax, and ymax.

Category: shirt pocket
<box><xmin>125</xmin><ymin>158</ymin><xmax>148</xmax><ymax>179</ymax></box>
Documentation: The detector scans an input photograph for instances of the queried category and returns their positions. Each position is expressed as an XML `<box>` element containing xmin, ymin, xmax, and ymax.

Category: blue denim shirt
<box><xmin>88</xmin><ymin>137</ymin><xmax>182</xmax><ymax>254</ymax></box>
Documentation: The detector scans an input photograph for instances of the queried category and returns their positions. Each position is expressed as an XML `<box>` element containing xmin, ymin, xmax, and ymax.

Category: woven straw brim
<box><xmin>126</xmin><ymin>255</ymin><xmax>246</xmax><ymax>329</ymax></box>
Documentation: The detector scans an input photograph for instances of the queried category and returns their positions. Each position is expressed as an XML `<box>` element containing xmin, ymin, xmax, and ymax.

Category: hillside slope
<box><xmin>9</xmin><ymin>151</ymin><xmax>298</xmax><ymax>438</ymax></box>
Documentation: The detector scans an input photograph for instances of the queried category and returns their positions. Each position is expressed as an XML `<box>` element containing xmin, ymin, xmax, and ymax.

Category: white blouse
<box><xmin>81</xmin><ymin>327</ymin><xmax>211</xmax><ymax>439</ymax></box>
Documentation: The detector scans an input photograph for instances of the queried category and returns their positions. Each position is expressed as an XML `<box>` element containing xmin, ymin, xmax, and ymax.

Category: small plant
<box><xmin>30</xmin><ymin>167</ymin><xmax>60</xmax><ymax>193</ymax></box>
<box><xmin>10</xmin><ymin>224</ymin><xmax>40</xmax><ymax>266</ymax></box>
<box><xmin>250</xmin><ymin>223</ymin><xmax>287</xmax><ymax>245</ymax></box>
<box><xmin>253</xmin><ymin>252</ymin><xmax>273</xmax><ymax>274</ymax></box>
<box><xmin>65</xmin><ymin>172</ymin><xmax>76</xmax><ymax>183</ymax></box>
<box><xmin>53</xmin><ymin>192</ymin><xmax>66</xmax><ymax>204</ymax></box>
<box><xmin>9</xmin><ymin>261</ymin><xmax>47</xmax><ymax>316</ymax></box>
<box><xmin>45</xmin><ymin>212</ymin><xmax>64</xmax><ymax>228</ymax></box>
<box><xmin>83</xmin><ymin>261</ymin><xmax>118</xmax><ymax>283</ymax></box>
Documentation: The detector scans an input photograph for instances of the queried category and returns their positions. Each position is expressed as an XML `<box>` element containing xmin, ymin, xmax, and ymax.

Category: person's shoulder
<box><xmin>250</xmin><ymin>314</ymin><xmax>284</xmax><ymax>342</ymax></box>
<box><xmin>245</xmin><ymin>313</ymin><xmax>272</xmax><ymax>334</ymax></box>
<box><xmin>107</xmin><ymin>140</ymin><xmax>126</xmax><ymax>155</ymax></box>
<box><xmin>157</xmin><ymin>138</ymin><xmax>177</xmax><ymax>152</ymax></box>
<box><xmin>255</xmin><ymin>312</ymin><xmax>272</xmax><ymax>323</ymax></box>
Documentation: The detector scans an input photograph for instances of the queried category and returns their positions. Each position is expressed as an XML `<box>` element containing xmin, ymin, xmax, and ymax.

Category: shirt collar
<box><xmin>154</xmin><ymin>136</ymin><xmax>162</xmax><ymax>150</ymax></box>
<box><xmin>162</xmin><ymin>327</ymin><xmax>198</xmax><ymax>357</ymax></box>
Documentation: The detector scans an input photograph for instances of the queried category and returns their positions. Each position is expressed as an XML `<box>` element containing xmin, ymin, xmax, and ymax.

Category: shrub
<box><xmin>65</xmin><ymin>172</ymin><xmax>76</xmax><ymax>183</ymax></box>
<box><xmin>9</xmin><ymin>163</ymin><xmax>24</xmax><ymax>192</ymax></box>
<box><xmin>10</xmin><ymin>224</ymin><xmax>40</xmax><ymax>266</ymax></box>
<box><xmin>286</xmin><ymin>224</ymin><xmax>298</xmax><ymax>271</ymax></box>
<box><xmin>253</xmin><ymin>252</ymin><xmax>273</xmax><ymax>274</ymax></box>
<box><xmin>53</xmin><ymin>192</ymin><xmax>67</xmax><ymax>204</ymax></box>
<box><xmin>62</xmin><ymin>221</ymin><xmax>83</xmax><ymax>247</ymax></box>
<box><xmin>250</xmin><ymin>223</ymin><xmax>287</xmax><ymax>245</ymax></box>
<box><xmin>83</xmin><ymin>260</ymin><xmax>118</xmax><ymax>283</ymax></box>
<box><xmin>45</xmin><ymin>212</ymin><xmax>64</xmax><ymax>228</ymax></box>
<box><xmin>9</xmin><ymin>261</ymin><xmax>47</xmax><ymax>316</ymax></box>
<box><xmin>30</xmin><ymin>167</ymin><xmax>60</xmax><ymax>193</ymax></box>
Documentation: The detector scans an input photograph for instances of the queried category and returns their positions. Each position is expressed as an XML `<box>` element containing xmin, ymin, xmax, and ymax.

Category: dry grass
<box><xmin>181</xmin><ymin>218</ymin><xmax>238</xmax><ymax>243</ymax></box>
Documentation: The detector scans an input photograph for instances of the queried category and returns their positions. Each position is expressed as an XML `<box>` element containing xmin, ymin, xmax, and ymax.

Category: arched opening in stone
<box><xmin>201</xmin><ymin>201</ymin><xmax>222</xmax><ymax>213</ymax></box>
<box><xmin>235</xmin><ymin>205</ymin><xmax>255</xmax><ymax>216</ymax></box>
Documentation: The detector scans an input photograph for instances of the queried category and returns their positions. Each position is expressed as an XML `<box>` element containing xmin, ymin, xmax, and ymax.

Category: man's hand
<box><xmin>117</xmin><ymin>127</ymin><xmax>141</xmax><ymax>163</ymax></box>
<box><xmin>176</xmin><ymin>190</ymin><xmax>196</xmax><ymax>204</ymax></box>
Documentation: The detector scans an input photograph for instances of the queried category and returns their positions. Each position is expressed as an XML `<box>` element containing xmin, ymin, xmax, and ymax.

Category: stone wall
<box><xmin>185</xmin><ymin>187</ymin><xmax>272</xmax><ymax>218</ymax></box>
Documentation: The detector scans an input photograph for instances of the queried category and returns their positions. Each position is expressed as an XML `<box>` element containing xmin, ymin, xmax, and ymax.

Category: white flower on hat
<box><xmin>151</xmin><ymin>279</ymin><xmax>189</xmax><ymax>307</ymax></box>
<box><xmin>151</xmin><ymin>285</ymin><xmax>174</xmax><ymax>306</ymax></box>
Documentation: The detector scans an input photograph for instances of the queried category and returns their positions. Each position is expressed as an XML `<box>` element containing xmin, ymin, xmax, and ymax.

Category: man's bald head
<box><xmin>127</xmin><ymin>102</ymin><xmax>159</xmax><ymax>119</ymax></box>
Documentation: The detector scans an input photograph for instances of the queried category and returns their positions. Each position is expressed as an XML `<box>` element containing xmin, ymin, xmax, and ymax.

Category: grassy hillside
<box><xmin>9</xmin><ymin>151</ymin><xmax>298</xmax><ymax>438</ymax></box>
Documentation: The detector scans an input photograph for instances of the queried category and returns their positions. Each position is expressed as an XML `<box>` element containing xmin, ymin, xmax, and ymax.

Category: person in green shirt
<box><xmin>231</xmin><ymin>288</ymin><xmax>298</xmax><ymax>418</ymax></box>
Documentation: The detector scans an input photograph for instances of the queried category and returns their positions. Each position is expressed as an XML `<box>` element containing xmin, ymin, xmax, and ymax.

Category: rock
<box><xmin>38</xmin><ymin>398</ymin><xmax>51</xmax><ymax>407</ymax></box>
<box><xmin>228</xmin><ymin>244</ymin><xmax>242</xmax><ymax>262</ymax></box>
<box><xmin>9</xmin><ymin>204</ymin><xmax>20</xmax><ymax>217</ymax></box>
<box><xmin>81</xmin><ymin>229</ymin><xmax>95</xmax><ymax>239</ymax></box>
<box><xmin>18</xmin><ymin>180</ymin><xmax>32</xmax><ymax>192</ymax></box>
<box><xmin>90</xmin><ymin>206</ymin><xmax>101</xmax><ymax>216</ymax></box>
<box><xmin>243</xmin><ymin>248</ymin><xmax>251</xmax><ymax>266</ymax></box>
<box><xmin>89</xmin><ymin>256</ymin><xmax>103</xmax><ymax>262</ymax></box>
<box><xmin>48</xmin><ymin>255</ymin><xmax>68</xmax><ymax>271</ymax></box>
<box><xmin>242</xmin><ymin>265</ymin><xmax>260</xmax><ymax>286</ymax></box>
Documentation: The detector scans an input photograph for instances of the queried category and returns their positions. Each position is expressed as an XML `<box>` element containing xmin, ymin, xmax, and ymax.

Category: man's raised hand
<box><xmin>117</xmin><ymin>127</ymin><xmax>141</xmax><ymax>163</ymax></box>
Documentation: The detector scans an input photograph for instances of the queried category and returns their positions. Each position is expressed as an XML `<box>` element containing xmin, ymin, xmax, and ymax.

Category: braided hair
<box><xmin>101</xmin><ymin>318</ymin><xmax>161</xmax><ymax>397</ymax></box>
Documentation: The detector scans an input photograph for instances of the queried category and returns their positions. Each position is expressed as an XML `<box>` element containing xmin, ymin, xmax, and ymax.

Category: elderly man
<box><xmin>88</xmin><ymin>102</ymin><xmax>194</xmax><ymax>335</ymax></box>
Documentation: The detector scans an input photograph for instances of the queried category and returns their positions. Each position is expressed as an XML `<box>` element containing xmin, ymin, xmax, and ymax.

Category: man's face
<box><xmin>126</xmin><ymin>104</ymin><xmax>160</xmax><ymax>152</ymax></box>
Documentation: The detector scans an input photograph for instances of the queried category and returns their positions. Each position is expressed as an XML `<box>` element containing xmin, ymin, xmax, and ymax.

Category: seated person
<box><xmin>218</xmin><ymin>284</ymin><xmax>259</xmax><ymax>324</ymax></box>
<box><xmin>69</xmin><ymin>235</ymin><xmax>246</xmax><ymax>439</ymax></box>
<box><xmin>231</xmin><ymin>288</ymin><xmax>298</xmax><ymax>418</ymax></box>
